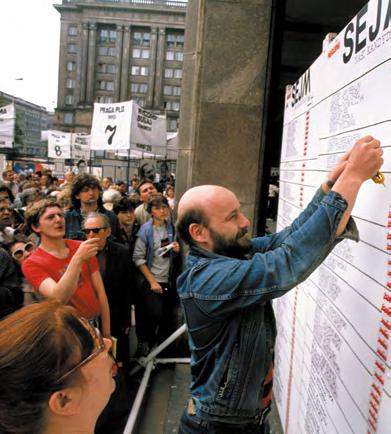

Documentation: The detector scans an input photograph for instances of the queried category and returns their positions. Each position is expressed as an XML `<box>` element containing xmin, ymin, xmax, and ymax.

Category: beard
<box><xmin>209</xmin><ymin>226</ymin><xmax>252</xmax><ymax>258</ymax></box>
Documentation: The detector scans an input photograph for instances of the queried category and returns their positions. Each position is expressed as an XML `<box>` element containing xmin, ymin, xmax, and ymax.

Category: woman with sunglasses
<box><xmin>4</xmin><ymin>234</ymin><xmax>38</xmax><ymax>306</ymax></box>
<box><xmin>0</xmin><ymin>300</ymin><xmax>116</xmax><ymax>434</ymax></box>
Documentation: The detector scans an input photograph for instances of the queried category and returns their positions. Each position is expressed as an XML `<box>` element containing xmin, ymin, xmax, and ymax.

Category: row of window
<box><xmin>67</xmin><ymin>77</ymin><xmax>182</xmax><ymax>92</ymax></box>
<box><xmin>67</xmin><ymin>44</ymin><xmax>183</xmax><ymax>62</ymax></box>
<box><xmin>68</xmin><ymin>25</ymin><xmax>183</xmax><ymax>49</ymax></box>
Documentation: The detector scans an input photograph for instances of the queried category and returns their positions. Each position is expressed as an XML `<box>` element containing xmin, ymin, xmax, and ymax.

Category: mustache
<box><xmin>237</xmin><ymin>228</ymin><xmax>248</xmax><ymax>239</ymax></box>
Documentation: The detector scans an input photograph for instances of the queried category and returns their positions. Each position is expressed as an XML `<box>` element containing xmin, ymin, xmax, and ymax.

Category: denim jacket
<box><xmin>177</xmin><ymin>189</ymin><xmax>359</xmax><ymax>424</ymax></box>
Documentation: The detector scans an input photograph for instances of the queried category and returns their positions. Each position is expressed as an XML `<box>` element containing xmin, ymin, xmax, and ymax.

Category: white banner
<box><xmin>48</xmin><ymin>130</ymin><xmax>71</xmax><ymax>159</ymax></box>
<box><xmin>130</xmin><ymin>101</ymin><xmax>167</xmax><ymax>152</ymax></box>
<box><xmin>71</xmin><ymin>133</ymin><xmax>91</xmax><ymax>161</ymax></box>
<box><xmin>90</xmin><ymin>101</ymin><xmax>133</xmax><ymax>150</ymax></box>
<box><xmin>0</xmin><ymin>104</ymin><xmax>15</xmax><ymax>148</ymax></box>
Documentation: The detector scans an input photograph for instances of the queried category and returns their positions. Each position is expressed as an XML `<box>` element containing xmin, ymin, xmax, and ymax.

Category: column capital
<box><xmin>89</xmin><ymin>23</ymin><xmax>96</xmax><ymax>31</ymax></box>
<box><xmin>123</xmin><ymin>25</ymin><xmax>131</xmax><ymax>33</ymax></box>
<box><xmin>116</xmin><ymin>24</ymin><xmax>123</xmax><ymax>31</ymax></box>
<box><xmin>151</xmin><ymin>27</ymin><xmax>158</xmax><ymax>35</ymax></box>
<box><xmin>82</xmin><ymin>22</ymin><xmax>89</xmax><ymax>30</ymax></box>
<box><xmin>159</xmin><ymin>28</ymin><xmax>166</xmax><ymax>36</ymax></box>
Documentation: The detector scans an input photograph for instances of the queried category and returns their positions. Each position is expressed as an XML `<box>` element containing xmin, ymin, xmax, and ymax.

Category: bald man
<box><xmin>175</xmin><ymin>136</ymin><xmax>383</xmax><ymax>434</ymax></box>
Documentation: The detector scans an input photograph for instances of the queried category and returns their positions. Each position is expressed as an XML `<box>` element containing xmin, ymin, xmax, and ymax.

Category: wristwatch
<box><xmin>325</xmin><ymin>179</ymin><xmax>335</xmax><ymax>189</ymax></box>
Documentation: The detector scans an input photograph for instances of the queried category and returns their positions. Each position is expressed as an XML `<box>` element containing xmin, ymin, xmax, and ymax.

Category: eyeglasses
<box><xmin>55</xmin><ymin>318</ymin><xmax>106</xmax><ymax>385</ymax></box>
<box><xmin>11</xmin><ymin>242</ymin><xmax>35</xmax><ymax>259</ymax></box>
<box><xmin>82</xmin><ymin>227</ymin><xmax>107</xmax><ymax>235</ymax></box>
<box><xmin>0</xmin><ymin>207</ymin><xmax>12</xmax><ymax>213</ymax></box>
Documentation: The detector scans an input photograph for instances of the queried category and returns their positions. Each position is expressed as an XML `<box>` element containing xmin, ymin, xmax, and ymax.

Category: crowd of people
<box><xmin>0</xmin><ymin>167</ymin><xmax>178</xmax><ymax>433</ymax></box>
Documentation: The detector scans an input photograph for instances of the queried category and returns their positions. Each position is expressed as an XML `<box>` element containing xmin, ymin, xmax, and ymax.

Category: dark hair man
<box><xmin>65</xmin><ymin>173</ymin><xmax>121</xmax><ymax>241</ymax></box>
<box><xmin>22</xmin><ymin>199</ymin><xmax>111</xmax><ymax>338</ymax></box>
<box><xmin>134</xmin><ymin>180</ymin><xmax>157</xmax><ymax>225</ymax></box>
<box><xmin>175</xmin><ymin>136</ymin><xmax>383</xmax><ymax>434</ymax></box>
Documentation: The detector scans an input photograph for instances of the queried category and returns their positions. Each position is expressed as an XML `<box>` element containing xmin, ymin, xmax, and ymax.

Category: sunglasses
<box><xmin>82</xmin><ymin>227</ymin><xmax>107</xmax><ymax>235</ymax></box>
<box><xmin>55</xmin><ymin>318</ymin><xmax>107</xmax><ymax>384</ymax></box>
<box><xmin>11</xmin><ymin>242</ymin><xmax>35</xmax><ymax>259</ymax></box>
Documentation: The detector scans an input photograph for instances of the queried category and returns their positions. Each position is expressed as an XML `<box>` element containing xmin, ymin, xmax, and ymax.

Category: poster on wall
<box><xmin>274</xmin><ymin>1</ymin><xmax>391</xmax><ymax>433</ymax></box>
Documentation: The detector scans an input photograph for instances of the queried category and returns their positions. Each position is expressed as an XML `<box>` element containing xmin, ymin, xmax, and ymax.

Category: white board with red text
<box><xmin>274</xmin><ymin>1</ymin><xmax>391</xmax><ymax>433</ymax></box>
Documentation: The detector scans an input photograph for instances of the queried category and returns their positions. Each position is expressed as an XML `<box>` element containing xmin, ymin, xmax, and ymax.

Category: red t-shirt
<box><xmin>22</xmin><ymin>239</ymin><xmax>101</xmax><ymax>319</ymax></box>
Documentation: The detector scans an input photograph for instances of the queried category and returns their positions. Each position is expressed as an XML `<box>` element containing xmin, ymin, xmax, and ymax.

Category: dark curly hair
<box><xmin>70</xmin><ymin>173</ymin><xmax>103</xmax><ymax>209</ymax></box>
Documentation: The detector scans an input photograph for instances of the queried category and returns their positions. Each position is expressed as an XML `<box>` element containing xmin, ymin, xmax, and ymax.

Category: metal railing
<box><xmin>123</xmin><ymin>323</ymin><xmax>189</xmax><ymax>434</ymax></box>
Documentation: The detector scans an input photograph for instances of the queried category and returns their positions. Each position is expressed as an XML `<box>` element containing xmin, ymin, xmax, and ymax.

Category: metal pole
<box><xmin>123</xmin><ymin>360</ymin><xmax>154</xmax><ymax>434</ymax></box>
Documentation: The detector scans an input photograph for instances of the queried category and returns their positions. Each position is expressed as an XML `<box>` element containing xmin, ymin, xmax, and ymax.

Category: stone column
<box><xmin>57</xmin><ymin>21</ymin><xmax>69</xmax><ymax>106</ymax></box>
<box><xmin>79</xmin><ymin>22</ymin><xmax>89</xmax><ymax>103</ymax></box>
<box><xmin>147</xmin><ymin>27</ymin><xmax>158</xmax><ymax>108</ymax></box>
<box><xmin>175</xmin><ymin>0</ymin><xmax>273</xmax><ymax>232</ymax></box>
<box><xmin>86</xmin><ymin>23</ymin><xmax>97</xmax><ymax>104</ymax></box>
<box><xmin>153</xmin><ymin>28</ymin><xmax>166</xmax><ymax>109</ymax></box>
<box><xmin>115</xmin><ymin>25</ymin><xmax>123</xmax><ymax>102</ymax></box>
<box><xmin>120</xmin><ymin>25</ymin><xmax>131</xmax><ymax>101</ymax></box>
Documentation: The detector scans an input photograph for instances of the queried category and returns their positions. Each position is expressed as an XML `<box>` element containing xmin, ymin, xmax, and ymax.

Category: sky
<box><xmin>0</xmin><ymin>0</ymin><xmax>61</xmax><ymax>111</ymax></box>
<box><xmin>0</xmin><ymin>0</ymin><xmax>188</xmax><ymax>113</ymax></box>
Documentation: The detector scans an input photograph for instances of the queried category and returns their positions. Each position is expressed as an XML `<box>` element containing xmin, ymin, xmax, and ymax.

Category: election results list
<box><xmin>274</xmin><ymin>1</ymin><xmax>391</xmax><ymax>433</ymax></box>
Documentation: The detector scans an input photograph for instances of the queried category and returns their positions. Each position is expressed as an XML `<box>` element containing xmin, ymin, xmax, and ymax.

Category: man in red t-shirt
<box><xmin>22</xmin><ymin>198</ymin><xmax>111</xmax><ymax>337</ymax></box>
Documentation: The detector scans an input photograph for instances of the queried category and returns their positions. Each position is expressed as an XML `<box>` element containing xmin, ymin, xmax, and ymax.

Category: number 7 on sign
<box><xmin>105</xmin><ymin>125</ymin><xmax>117</xmax><ymax>145</ymax></box>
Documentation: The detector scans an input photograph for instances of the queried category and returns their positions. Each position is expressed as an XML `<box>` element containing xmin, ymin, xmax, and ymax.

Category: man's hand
<box><xmin>328</xmin><ymin>149</ymin><xmax>351</xmax><ymax>184</ymax></box>
<box><xmin>172</xmin><ymin>241</ymin><xmax>180</xmax><ymax>253</ymax></box>
<box><xmin>344</xmin><ymin>136</ymin><xmax>383</xmax><ymax>182</ymax></box>
<box><xmin>73</xmin><ymin>238</ymin><xmax>100</xmax><ymax>263</ymax></box>
<box><xmin>150</xmin><ymin>281</ymin><xmax>163</xmax><ymax>294</ymax></box>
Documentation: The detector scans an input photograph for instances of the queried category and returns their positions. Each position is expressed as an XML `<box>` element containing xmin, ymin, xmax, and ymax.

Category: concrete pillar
<box><xmin>115</xmin><ymin>25</ymin><xmax>124</xmax><ymax>102</ymax></box>
<box><xmin>120</xmin><ymin>26</ymin><xmax>131</xmax><ymax>102</ymax></box>
<box><xmin>153</xmin><ymin>28</ymin><xmax>166</xmax><ymax>109</ymax></box>
<box><xmin>176</xmin><ymin>0</ymin><xmax>273</xmax><ymax>232</ymax></box>
<box><xmin>57</xmin><ymin>22</ymin><xmax>69</xmax><ymax>106</ymax></box>
<box><xmin>147</xmin><ymin>27</ymin><xmax>158</xmax><ymax>108</ymax></box>
<box><xmin>86</xmin><ymin>23</ymin><xmax>97</xmax><ymax>104</ymax></box>
<box><xmin>79</xmin><ymin>22</ymin><xmax>89</xmax><ymax>103</ymax></box>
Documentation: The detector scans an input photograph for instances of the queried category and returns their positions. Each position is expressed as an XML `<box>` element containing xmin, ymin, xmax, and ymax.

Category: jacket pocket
<box><xmin>216</xmin><ymin>342</ymin><xmax>240</xmax><ymax>404</ymax></box>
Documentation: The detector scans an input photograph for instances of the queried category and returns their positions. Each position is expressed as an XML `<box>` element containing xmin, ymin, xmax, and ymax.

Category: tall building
<box><xmin>54</xmin><ymin>0</ymin><xmax>186</xmax><ymax>133</ymax></box>
<box><xmin>0</xmin><ymin>91</ymin><xmax>53</xmax><ymax>159</ymax></box>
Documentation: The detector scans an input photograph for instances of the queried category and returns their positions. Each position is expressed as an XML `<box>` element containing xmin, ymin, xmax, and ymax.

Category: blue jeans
<box><xmin>178</xmin><ymin>411</ymin><xmax>270</xmax><ymax>434</ymax></box>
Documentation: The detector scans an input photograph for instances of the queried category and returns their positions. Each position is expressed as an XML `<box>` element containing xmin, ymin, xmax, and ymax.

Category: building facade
<box><xmin>0</xmin><ymin>91</ymin><xmax>53</xmax><ymax>159</ymax></box>
<box><xmin>54</xmin><ymin>0</ymin><xmax>186</xmax><ymax>133</ymax></box>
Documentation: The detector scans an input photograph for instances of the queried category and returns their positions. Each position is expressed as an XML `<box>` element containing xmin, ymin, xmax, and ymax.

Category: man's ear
<box><xmin>188</xmin><ymin>223</ymin><xmax>209</xmax><ymax>244</ymax></box>
<box><xmin>31</xmin><ymin>223</ymin><xmax>40</xmax><ymax>234</ymax></box>
<box><xmin>48</xmin><ymin>388</ymin><xmax>82</xmax><ymax>417</ymax></box>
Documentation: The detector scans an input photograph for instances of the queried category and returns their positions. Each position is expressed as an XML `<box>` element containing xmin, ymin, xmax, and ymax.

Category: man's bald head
<box><xmin>176</xmin><ymin>185</ymin><xmax>237</xmax><ymax>246</ymax></box>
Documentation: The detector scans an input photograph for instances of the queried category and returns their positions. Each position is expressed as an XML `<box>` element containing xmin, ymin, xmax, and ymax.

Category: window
<box><xmin>166</xmin><ymin>33</ymin><xmax>185</xmax><ymax>48</ymax></box>
<box><xmin>175</xmin><ymin>51</ymin><xmax>183</xmax><ymax>61</ymax></box>
<box><xmin>98</xmin><ymin>81</ymin><xmax>114</xmax><ymax>91</ymax></box>
<box><xmin>98</xmin><ymin>46</ymin><xmax>116</xmax><ymax>56</ymax></box>
<box><xmin>65</xmin><ymin>95</ymin><xmax>74</xmax><ymax>105</ymax></box>
<box><xmin>66</xmin><ymin>79</ymin><xmax>75</xmax><ymax>89</ymax></box>
<box><xmin>131</xmin><ymin>66</ymin><xmax>149</xmax><ymax>76</ymax></box>
<box><xmin>64</xmin><ymin>113</ymin><xmax>74</xmax><ymax>124</ymax></box>
<box><xmin>172</xmin><ymin>101</ymin><xmax>180</xmax><ymax>111</ymax></box>
<box><xmin>133</xmin><ymin>31</ymin><xmax>150</xmax><ymax>46</ymax></box>
<box><xmin>139</xmin><ymin>84</ymin><xmax>148</xmax><ymax>93</ymax></box>
<box><xmin>68</xmin><ymin>26</ymin><xmax>78</xmax><ymax>36</ymax></box>
<box><xmin>97</xmin><ymin>63</ymin><xmax>116</xmax><ymax>73</ymax></box>
<box><xmin>168</xmin><ymin>118</ymin><xmax>177</xmax><ymax>131</ymax></box>
<box><xmin>136</xmin><ymin>98</ymin><xmax>146</xmax><ymax>107</ymax></box>
<box><xmin>68</xmin><ymin>44</ymin><xmax>77</xmax><ymax>54</ymax></box>
<box><xmin>67</xmin><ymin>61</ymin><xmax>76</xmax><ymax>72</ymax></box>
<box><xmin>166</xmin><ymin>51</ymin><xmax>174</xmax><ymax>61</ymax></box>
<box><xmin>130</xmin><ymin>83</ymin><xmax>148</xmax><ymax>93</ymax></box>
<box><xmin>164</xmin><ymin>68</ymin><xmax>173</xmax><ymax>78</ymax></box>
<box><xmin>132</xmin><ymin>48</ymin><xmax>149</xmax><ymax>59</ymax></box>
<box><xmin>99</xmin><ymin>29</ymin><xmax>117</xmax><ymax>43</ymax></box>
<box><xmin>97</xmin><ymin>96</ymin><xmax>114</xmax><ymax>103</ymax></box>
<box><xmin>174</xmin><ymin>69</ymin><xmax>182</xmax><ymax>79</ymax></box>
<box><xmin>163</xmin><ymin>86</ymin><xmax>181</xmax><ymax>96</ymax></box>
